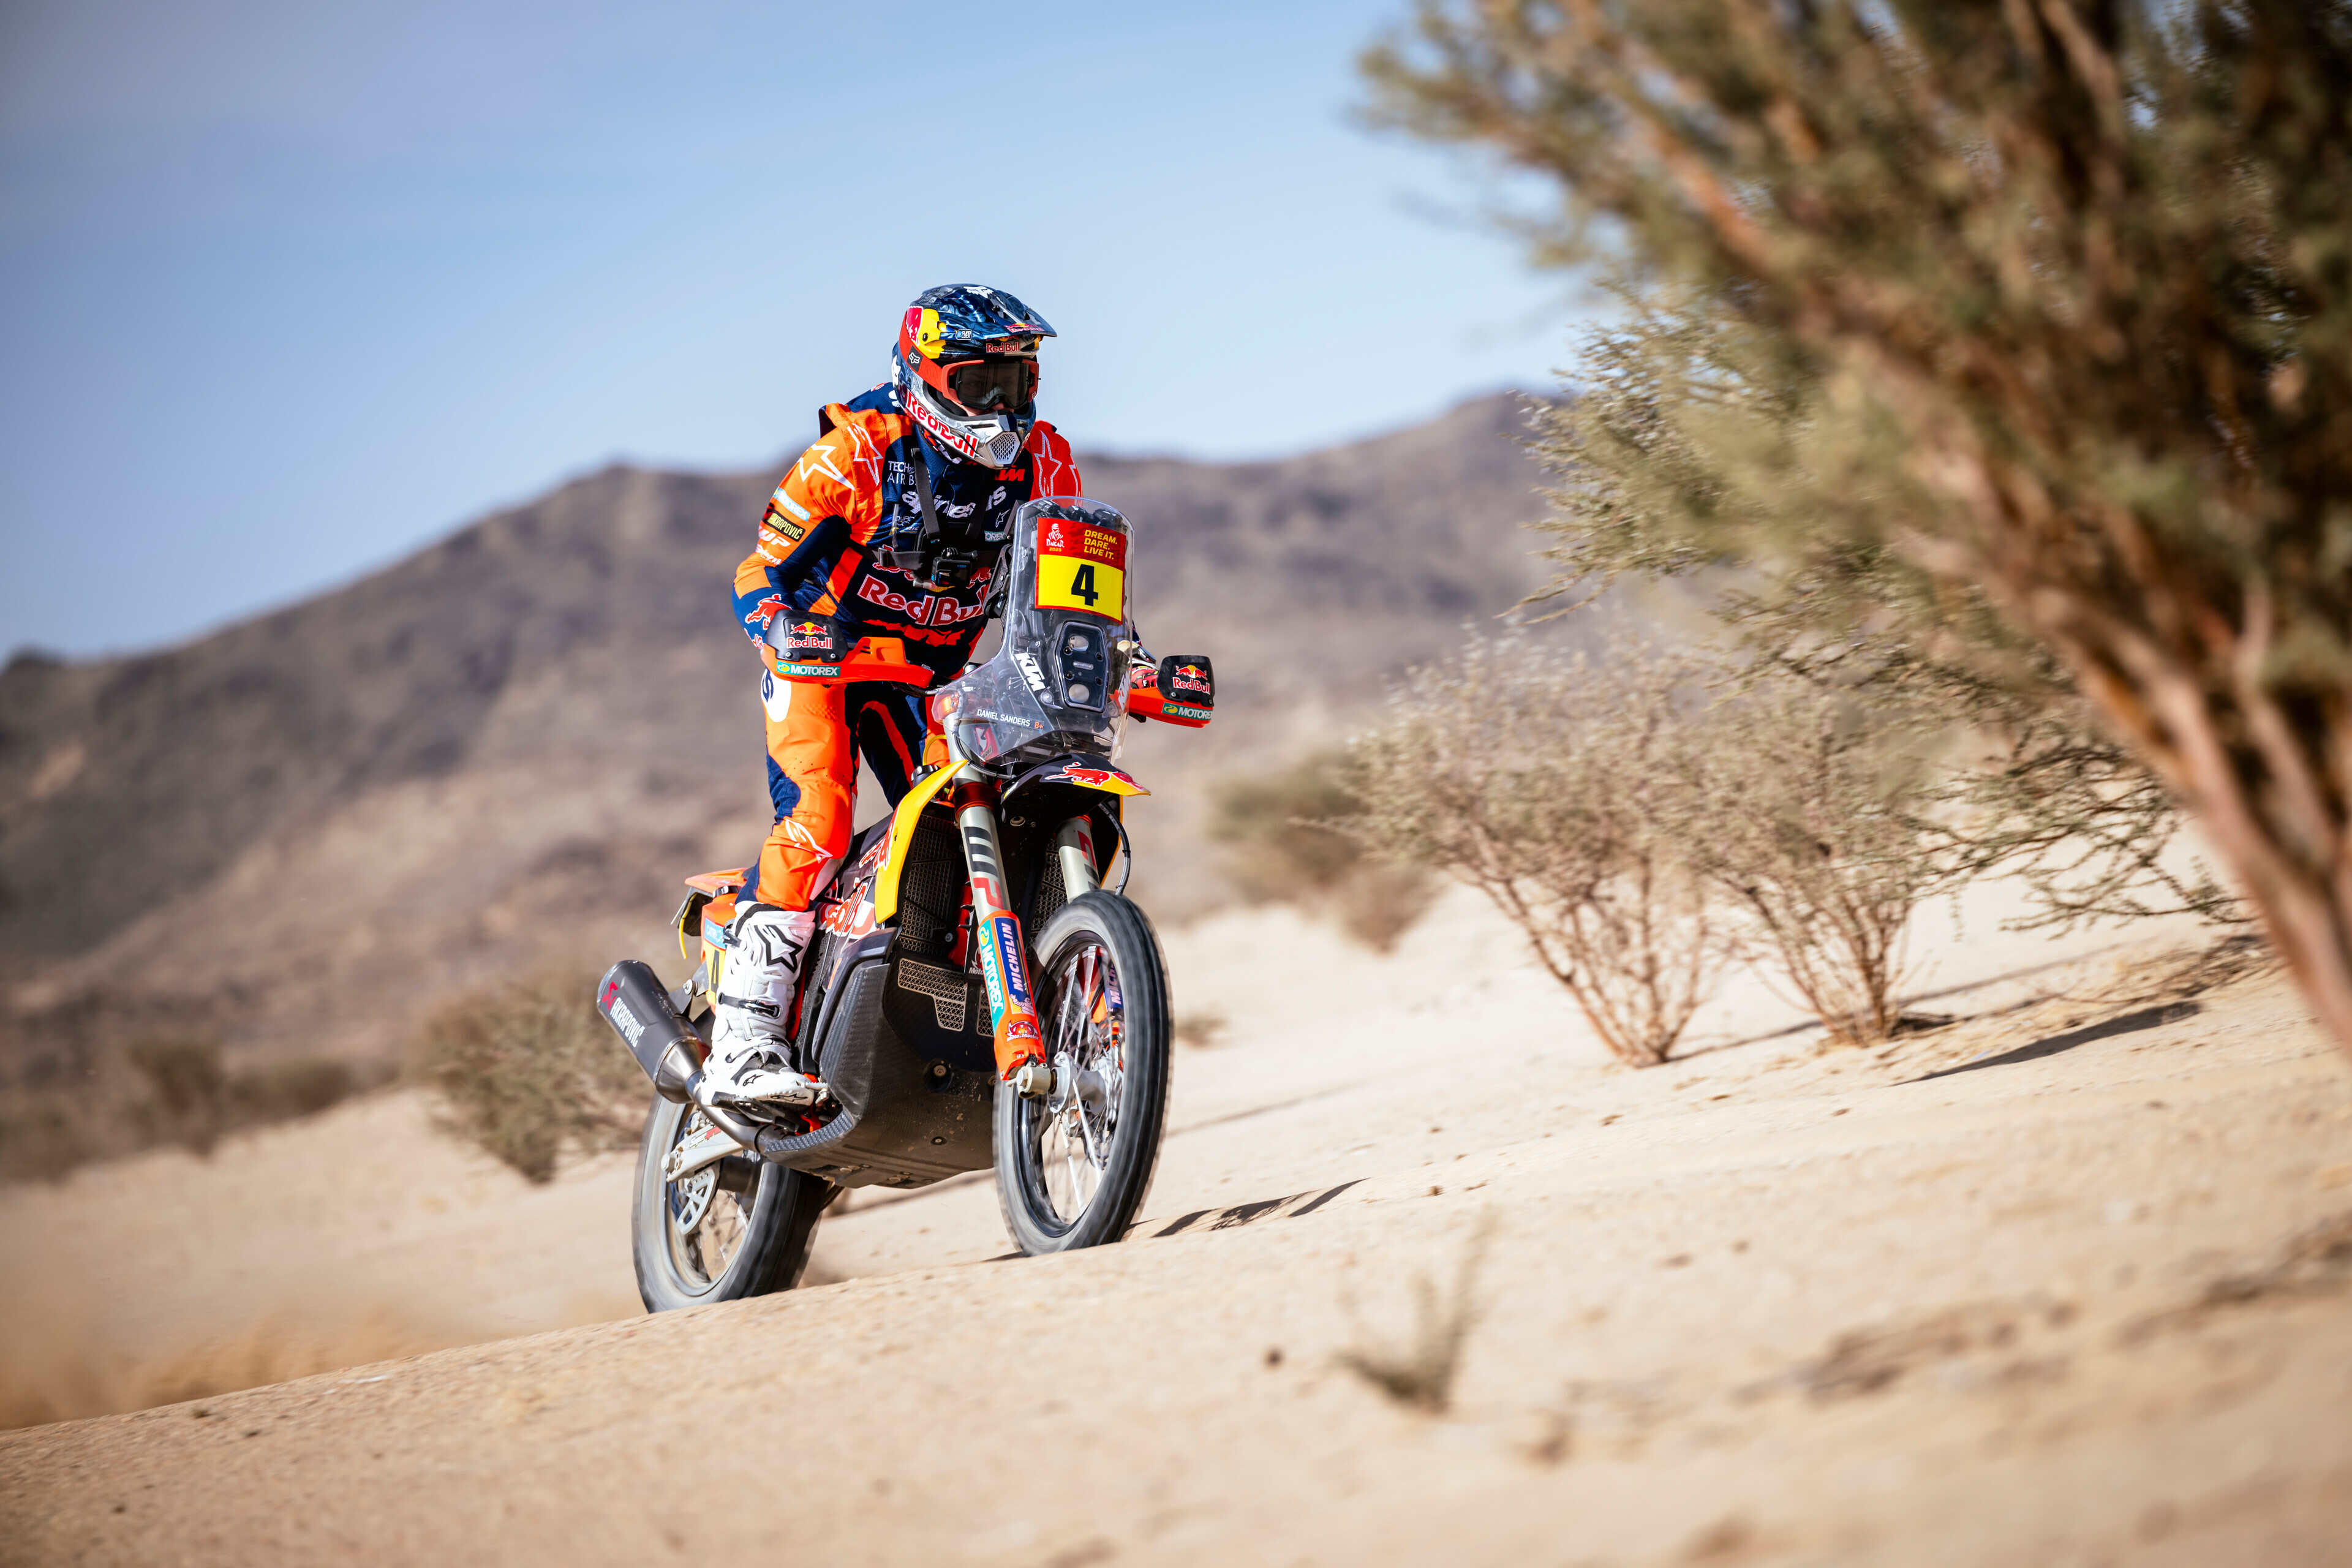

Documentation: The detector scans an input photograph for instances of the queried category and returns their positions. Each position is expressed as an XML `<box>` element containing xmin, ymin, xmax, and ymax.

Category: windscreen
<box><xmin>930</xmin><ymin>498</ymin><xmax>1134</xmax><ymax>770</ymax></box>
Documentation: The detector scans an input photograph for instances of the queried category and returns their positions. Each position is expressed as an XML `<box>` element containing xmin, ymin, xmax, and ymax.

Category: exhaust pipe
<box><xmin>596</xmin><ymin>960</ymin><xmax>707</xmax><ymax>1102</ymax></box>
<box><xmin>597</xmin><ymin>960</ymin><xmax>771</xmax><ymax>1166</ymax></box>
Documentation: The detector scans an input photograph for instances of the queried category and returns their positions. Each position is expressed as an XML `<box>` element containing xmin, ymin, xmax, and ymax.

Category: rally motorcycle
<box><xmin>597</xmin><ymin>497</ymin><xmax>1215</xmax><ymax>1310</ymax></box>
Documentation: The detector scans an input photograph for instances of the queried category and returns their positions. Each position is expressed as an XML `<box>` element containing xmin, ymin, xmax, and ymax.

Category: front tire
<box><xmin>631</xmin><ymin>1097</ymin><xmax>832</xmax><ymax>1311</ymax></box>
<box><xmin>993</xmin><ymin>891</ymin><xmax>1172</xmax><ymax>1255</ymax></box>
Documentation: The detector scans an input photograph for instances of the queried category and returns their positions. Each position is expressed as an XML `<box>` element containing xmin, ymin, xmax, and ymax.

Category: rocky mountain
<box><xmin>0</xmin><ymin>393</ymin><xmax>1568</xmax><ymax>1066</ymax></box>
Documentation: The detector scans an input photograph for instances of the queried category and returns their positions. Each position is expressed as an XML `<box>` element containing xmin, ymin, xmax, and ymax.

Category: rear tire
<box><xmin>992</xmin><ymin>891</ymin><xmax>1172</xmax><ymax>1256</ymax></box>
<box><xmin>631</xmin><ymin>1096</ymin><xmax>832</xmax><ymax>1312</ymax></box>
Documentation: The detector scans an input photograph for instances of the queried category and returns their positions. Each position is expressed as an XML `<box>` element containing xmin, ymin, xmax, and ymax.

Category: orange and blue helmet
<box><xmin>894</xmin><ymin>284</ymin><xmax>1056</xmax><ymax>467</ymax></box>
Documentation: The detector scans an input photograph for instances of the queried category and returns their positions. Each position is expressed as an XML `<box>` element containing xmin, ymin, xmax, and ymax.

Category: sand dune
<box><xmin>4</xmin><ymin>887</ymin><xmax>2351</xmax><ymax>1564</ymax></box>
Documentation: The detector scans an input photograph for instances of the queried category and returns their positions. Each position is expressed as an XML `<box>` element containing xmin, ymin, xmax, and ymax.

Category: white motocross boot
<box><xmin>706</xmin><ymin>905</ymin><xmax>827</xmax><ymax>1107</ymax></box>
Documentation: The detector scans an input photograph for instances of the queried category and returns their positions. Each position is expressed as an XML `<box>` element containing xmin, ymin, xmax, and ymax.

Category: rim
<box><xmin>1017</xmin><ymin>934</ymin><xmax>1128</xmax><ymax>1232</ymax></box>
<box><xmin>663</xmin><ymin>1109</ymin><xmax>755</xmax><ymax>1291</ymax></box>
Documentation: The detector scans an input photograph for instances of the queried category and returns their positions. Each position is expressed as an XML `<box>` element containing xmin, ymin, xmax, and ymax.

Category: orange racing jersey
<box><xmin>733</xmin><ymin>386</ymin><xmax>1083</xmax><ymax>680</ymax></box>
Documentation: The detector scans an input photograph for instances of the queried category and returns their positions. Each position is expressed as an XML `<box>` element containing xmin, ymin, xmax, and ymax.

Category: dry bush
<box><xmin>1208</xmin><ymin>750</ymin><xmax>1436</xmax><ymax>951</ymax></box>
<box><xmin>1172</xmin><ymin>1009</ymin><xmax>1231</xmax><ymax>1049</ymax></box>
<box><xmin>1336</xmin><ymin>1216</ymin><xmax>1494</xmax><ymax>1414</ymax></box>
<box><xmin>412</xmin><ymin>967</ymin><xmax>645</xmax><ymax>1183</ymax></box>
<box><xmin>1351</xmin><ymin>637</ymin><xmax>1724</xmax><ymax>1066</ymax></box>
<box><xmin>1685</xmin><ymin>678</ymin><xmax>1950</xmax><ymax>1047</ymax></box>
<box><xmin>0</xmin><ymin>1039</ymin><xmax>373</xmax><ymax>1183</ymax></box>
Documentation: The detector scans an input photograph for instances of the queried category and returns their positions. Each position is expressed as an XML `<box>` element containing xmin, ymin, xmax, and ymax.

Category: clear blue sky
<box><xmin>0</xmin><ymin>0</ymin><xmax>1577</xmax><ymax>659</ymax></box>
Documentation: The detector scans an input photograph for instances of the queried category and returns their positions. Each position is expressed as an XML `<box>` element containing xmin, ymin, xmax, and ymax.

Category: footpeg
<box><xmin>1011</xmin><ymin>1061</ymin><xmax>1057</xmax><ymax>1099</ymax></box>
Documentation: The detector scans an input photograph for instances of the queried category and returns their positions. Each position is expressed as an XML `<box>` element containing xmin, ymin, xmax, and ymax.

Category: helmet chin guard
<box><xmin>905</xmin><ymin>377</ymin><xmax>1025</xmax><ymax>467</ymax></box>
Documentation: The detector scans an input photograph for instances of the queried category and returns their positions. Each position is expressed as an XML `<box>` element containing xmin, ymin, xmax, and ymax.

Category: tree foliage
<box><xmin>1538</xmin><ymin>292</ymin><xmax>2236</xmax><ymax>930</ymax></box>
<box><xmin>1365</xmin><ymin>1</ymin><xmax>2352</xmax><ymax>1053</ymax></box>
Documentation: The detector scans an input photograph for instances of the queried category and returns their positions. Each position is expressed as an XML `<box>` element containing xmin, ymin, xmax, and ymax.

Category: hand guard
<box><xmin>1126</xmin><ymin>653</ymin><xmax>1214</xmax><ymax>727</ymax></box>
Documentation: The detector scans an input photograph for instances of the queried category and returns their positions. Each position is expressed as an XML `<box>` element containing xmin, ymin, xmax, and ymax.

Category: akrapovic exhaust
<box><xmin>596</xmin><ymin>960</ymin><xmax>706</xmax><ymax>1103</ymax></box>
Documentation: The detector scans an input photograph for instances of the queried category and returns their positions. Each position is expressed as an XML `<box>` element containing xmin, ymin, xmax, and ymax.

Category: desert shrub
<box><xmin>232</xmin><ymin>1057</ymin><xmax>358</xmax><ymax>1123</ymax></box>
<box><xmin>128</xmin><ymin>1039</ymin><xmax>229</xmax><ymax>1155</ymax></box>
<box><xmin>412</xmin><ymin>967</ymin><xmax>644</xmax><ymax>1183</ymax></box>
<box><xmin>1351</xmin><ymin>637</ymin><xmax>1725</xmax><ymax>1065</ymax></box>
<box><xmin>1353</xmin><ymin>636</ymin><xmax>1958</xmax><ymax>1056</ymax></box>
<box><xmin>0</xmin><ymin>1040</ymin><xmax>374</xmax><ymax>1183</ymax></box>
<box><xmin>1208</xmin><ymin>751</ymin><xmax>1436</xmax><ymax>951</ymax></box>
<box><xmin>1684</xmin><ymin>678</ymin><xmax>1950</xmax><ymax>1047</ymax></box>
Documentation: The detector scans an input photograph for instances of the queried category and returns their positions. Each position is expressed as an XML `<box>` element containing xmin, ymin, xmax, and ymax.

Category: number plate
<box><xmin>1033</xmin><ymin>518</ymin><xmax>1126</xmax><ymax>620</ymax></box>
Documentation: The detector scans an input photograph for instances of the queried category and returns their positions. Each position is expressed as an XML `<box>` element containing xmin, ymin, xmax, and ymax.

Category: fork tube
<box><xmin>954</xmin><ymin>785</ymin><xmax>1047</xmax><ymax>1077</ymax></box>
<box><xmin>1055</xmin><ymin>816</ymin><xmax>1098</xmax><ymax>898</ymax></box>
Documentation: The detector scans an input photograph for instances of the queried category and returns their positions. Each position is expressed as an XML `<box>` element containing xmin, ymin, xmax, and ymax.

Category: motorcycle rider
<box><xmin>707</xmin><ymin>285</ymin><xmax>1085</xmax><ymax>1106</ymax></box>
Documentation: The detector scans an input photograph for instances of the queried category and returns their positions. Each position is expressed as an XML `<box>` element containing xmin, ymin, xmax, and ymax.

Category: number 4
<box><xmin>1070</xmin><ymin>563</ymin><xmax>1098</xmax><ymax>606</ymax></box>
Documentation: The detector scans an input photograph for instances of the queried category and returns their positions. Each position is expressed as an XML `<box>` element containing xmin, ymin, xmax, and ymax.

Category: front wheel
<box><xmin>993</xmin><ymin>891</ymin><xmax>1172</xmax><ymax>1255</ymax></box>
<box><xmin>631</xmin><ymin>1096</ymin><xmax>833</xmax><ymax>1311</ymax></box>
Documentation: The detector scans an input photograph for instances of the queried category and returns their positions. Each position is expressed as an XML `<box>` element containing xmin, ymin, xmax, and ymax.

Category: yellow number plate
<box><xmin>1033</xmin><ymin>518</ymin><xmax>1126</xmax><ymax>620</ymax></box>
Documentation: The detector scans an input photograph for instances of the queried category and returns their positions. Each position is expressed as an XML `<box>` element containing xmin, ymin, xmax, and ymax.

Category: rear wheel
<box><xmin>631</xmin><ymin>1097</ymin><xmax>832</xmax><ymax>1311</ymax></box>
<box><xmin>993</xmin><ymin>891</ymin><xmax>1171</xmax><ymax>1255</ymax></box>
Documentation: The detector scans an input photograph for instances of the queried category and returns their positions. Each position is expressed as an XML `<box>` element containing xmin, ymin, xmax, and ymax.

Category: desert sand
<box><xmin>4</xmin><ymin>883</ymin><xmax>2350</xmax><ymax>1566</ymax></box>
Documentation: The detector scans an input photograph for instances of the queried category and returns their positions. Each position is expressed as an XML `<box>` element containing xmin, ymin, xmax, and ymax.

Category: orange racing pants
<box><xmin>742</xmin><ymin>668</ymin><xmax>946</xmax><ymax>912</ymax></box>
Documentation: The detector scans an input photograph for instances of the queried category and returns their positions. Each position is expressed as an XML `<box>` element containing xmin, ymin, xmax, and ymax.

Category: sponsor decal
<box><xmin>993</xmin><ymin>916</ymin><xmax>1030</xmax><ymax>1006</ymax></box>
<box><xmin>762</xmin><ymin>507</ymin><xmax>806</xmax><ymax>543</ymax></box>
<box><xmin>785</xmin><ymin>620</ymin><xmax>834</xmax><ymax>650</ymax></box>
<box><xmin>1164</xmin><ymin>703</ymin><xmax>1213</xmax><ymax>722</ymax></box>
<box><xmin>1033</xmin><ymin>520</ymin><xmax>1127</xmax><ymax>619</ymax></box>
<box><xmin>609</xmin><ymin>999</ymin><xmax>646</xmax><ymax>1046</ymax></box>
<box><xmin>856</xmin><ymin>575</ymin><xmax>987</xmax><ymax>627</ymax></box>
<box><xmin>1016</xmin><ymin>651</ymin><xmax>1050</xmax><ymax>695</ymax></box>
<box><xmin>978</xmin><ymin>938</ymin><xmax>1006</xmax><ymax>1017</ymax></box>
<box><xmin>1170</xmin><ymin>664</ymin><xmax>1211</xmax><ymax>694</ymax></box>
<box><xmin>747</xmin><ymin>595</ymin><xmax>788</xmax><ymax>630</ymax></box>
<box><xmin>941</xmin><ymin>498</ymin><xmax>976</xmax><ymax>519</ymax></box>
<box><xmin>796</xmin><ymin>443</ymin><xmax>851</xmax><ymax>487</ymax></box>
<box><xmin>771</xmin><ymin>488</ymin><xmax>811</xmax><ymax>522</ymax></box>
<box><xmin>819</xmin><ymin>894</ymin><xmax>875</xmax><ymax>938</ymax></box>
<box><xmin>1053</xmin><ymin>763</ymin><xmax>1144</xmax><ymax>793</ymax></box>
<box><xmin>1003</xmin><ymin>1016</ymin><xmax>1042</xmax><ymax>1044</ymax></box>
<box><xmin>988</xmin><ymin>486</ymin><xmax>1007</xmax><ymax>508</ymax></box>
<box><xmin>906</xmin><ymin>306</ymin><xmax>946</xmax><ymax>360</ymax></box>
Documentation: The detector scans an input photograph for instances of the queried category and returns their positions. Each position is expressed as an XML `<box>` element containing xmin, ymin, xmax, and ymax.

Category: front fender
<box><xmin>1000</xmin><ymin>755</ymin><xmax>1150</xmax><ymax>809</ymax></box>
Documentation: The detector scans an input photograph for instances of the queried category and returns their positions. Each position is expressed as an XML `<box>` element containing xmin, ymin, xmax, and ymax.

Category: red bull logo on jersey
<box><xmin>856</xmin><ymin>576</ymin><xmax>987</xmax><ymax>627</ymax></box>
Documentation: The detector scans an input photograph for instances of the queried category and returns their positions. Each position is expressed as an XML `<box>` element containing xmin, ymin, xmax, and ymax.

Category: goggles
<box><xmin>935</xmin><ymin>355</ymin><xmax>1038</xmax><ymax>415</ymax></box>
